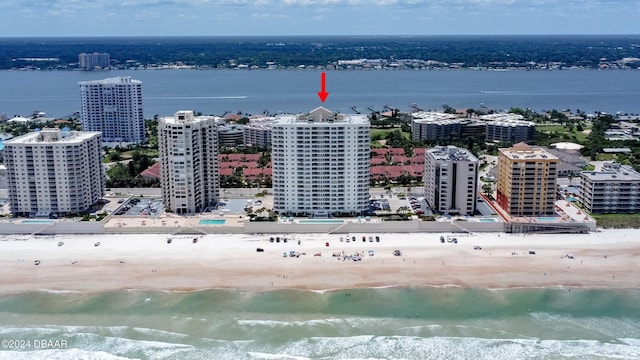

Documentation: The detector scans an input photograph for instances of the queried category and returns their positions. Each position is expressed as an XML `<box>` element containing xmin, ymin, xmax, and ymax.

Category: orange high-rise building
<box><xmin>496</xmin><ymin>144</ymin><xmax>558</xmax><ymax>216</ymax></box>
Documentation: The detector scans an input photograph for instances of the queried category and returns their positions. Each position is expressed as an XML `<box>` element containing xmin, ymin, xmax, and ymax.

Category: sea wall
<box><xmin>243</xmin><ymin>221</ymin><xmax>506</xmax><ymax>234</ymax></box>
<box><xmin>0</xmin><ymin>221</ymin><xmax>104</xmax><ymax>235</ymax></box>
<box><xmin>103</xmin><ymin>225</ymin><xmax>245</xmax><ymax>235</ymax></box>
<box><xmin>0</xmin><ymin>219</ymin><xmax>592</xmax><ymax>235</ymax></box>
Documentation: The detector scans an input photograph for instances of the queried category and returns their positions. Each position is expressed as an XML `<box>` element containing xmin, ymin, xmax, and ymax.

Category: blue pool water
<box><xmin>21</xmin><ymin>219</ymin><xmax>55</xmax><ymax>224</ymax></box>
<box><xmin>199</xmin><ymin>219</ymin><xmax>226</xmax><ymax>225</ymax></box>
<box><xmin>478</xmin><ymin>218</ymin><xmax>497</xmax><ymax>223</ymax></box>
<box><xmin>537</xmin><ymin>217</ymin><xmax>559</xmax><ymax>222</ymax></box>
<box><xmin>298</xmin><ymin>219</ymin><xmax>345</xmax><ymax>224</ymax></box>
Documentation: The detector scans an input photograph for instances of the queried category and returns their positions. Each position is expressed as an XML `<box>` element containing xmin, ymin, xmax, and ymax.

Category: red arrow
<box><xmin>317</xmin><ymin>72</ymin><xmax>329</xmax><ymax>103</ymax></box>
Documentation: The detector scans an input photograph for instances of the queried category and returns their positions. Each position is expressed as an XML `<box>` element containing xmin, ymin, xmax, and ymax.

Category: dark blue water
<box><xmin>1</xmin><ymin>69</ymin><xmax>639</xmax><ymax>119</ymax></box>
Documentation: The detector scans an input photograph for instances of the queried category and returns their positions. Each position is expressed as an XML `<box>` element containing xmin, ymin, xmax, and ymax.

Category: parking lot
<box><xmin>112</xmin><ymin>197</ymin><xmax>164</xmax><ymax>218</ymax></box>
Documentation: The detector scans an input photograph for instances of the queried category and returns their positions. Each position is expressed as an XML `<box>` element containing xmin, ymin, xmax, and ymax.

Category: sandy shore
<box><xmin>0</xmin><ymin>230</ymin><xmax>638</xmax><ymax>293</ymax></box>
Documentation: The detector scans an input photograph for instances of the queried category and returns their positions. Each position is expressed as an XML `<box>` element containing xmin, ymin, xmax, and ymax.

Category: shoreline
<box><xmin>15</xmin><ymin>283</ymin><xmax>639</xmax><ymax>297</ymax></box>
<box><xmin>1</xmin><ymin>229</ymin><xmax>638</xmax><ymax>294</ymax></box>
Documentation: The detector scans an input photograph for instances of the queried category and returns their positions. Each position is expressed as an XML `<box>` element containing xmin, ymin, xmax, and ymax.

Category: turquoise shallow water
<box><xmin>0</xmin><ymin>287</ymin><xmax>639</xmax><ymax>359</ymax></box>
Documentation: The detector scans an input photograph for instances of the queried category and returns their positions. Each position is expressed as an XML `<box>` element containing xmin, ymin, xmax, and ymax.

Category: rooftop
<box><xmin>486</xmin><ymin>119</ymin><xmax>535</xmax><ymax>127</ymax></box>
<box><xmin>499</xmin><ymin>144</ymin><xmax>558</xmax><ymax>161</ymax></box>
<box><xmin>411</xmin><ymin>112</ymin><xmax>460</xmax><ymax>125</ymax></box>
<box><xmin>582</xmin><ymin>163</ymin><xmax>640</xmax><ymax>181</ymax></box>
<box><xmin>4</xmin><ymin>128</ymin><xmax>100</xmax><ymax>145</ymax></box>
<box><xmin>274</xmin><ymin>107</ymin><xmax>368</xmax><ymax>125</ymax></box>
<box><xmin>551</xmin><ymin>142</ymin><xmax>584</xmax><ymax>151</ymax></box>
<box><xmin>602</xmin><ymin>148</ymin><xmax>632</xmax><ymax>153</ymax></box>
<box><xmin>161</xmin><ymin>110</ymin><xmax>219</xmax><ymax>125</ymax></box>
<box><xmin>78</xmin><ymin>76</ymin><xmax>141</xmax><ymax>85</ymax></box>
<box><xmin>427</xmin><ymin>145</ymin><xmax>479</xmax><ymax>162</ymax></box>
<box><xmin>479</xmin><ymin>113</ymin><xmax>526</xmax><ymax>122</ymax></box>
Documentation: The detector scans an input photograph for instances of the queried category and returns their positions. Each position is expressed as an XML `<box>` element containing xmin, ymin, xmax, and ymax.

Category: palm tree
<box><xmin>396</xmin><ymin>206</ymin><xmax>411</xmax><ymax>215</ymax></box>
<box><xmin>482</xmin><ymin>183</ymin><xmax>493</xmax><ymax>199</ymax></box>
<box><xmin>255</xmin><ymin>207</ymin><xmax>269</xmax><ymax>218</ymax></box>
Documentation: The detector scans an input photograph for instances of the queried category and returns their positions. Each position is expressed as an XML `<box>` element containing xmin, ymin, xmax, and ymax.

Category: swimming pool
<box><xmin>537</xmin><ymin>217</ymin><xmax>559</xmax><ymax>222</ymax></box>
<box><xmin>478</xmin><ymin>218</ymin><xmax>497</xmax><ymax>223</ymax></box>
<box><xmin>298</xmin><ymin>219</ymin><xmax>345</xmax><ymax>224</ymax></box>
<box><xmin>199</xmin><ymin>219</ymin><xmax>226</xmax><ymax>225</ymax></box>
<box><xmin>21</xmin><ymin>219</ymin><xmax>55</xmax><ymax>225</ymax></box>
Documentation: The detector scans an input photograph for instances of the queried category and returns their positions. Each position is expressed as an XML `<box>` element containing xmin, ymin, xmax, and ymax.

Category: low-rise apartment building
<box><xmin>579</xmin><ymin>162</ymin><xmax>640</xmax><ymax>214</ymax></box>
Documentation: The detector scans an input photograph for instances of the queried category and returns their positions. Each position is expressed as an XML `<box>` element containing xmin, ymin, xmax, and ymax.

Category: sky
<box><xmin>0</xmin><ymin>0</ymin><xmax>639</xmax><ymax>37</ymax></box>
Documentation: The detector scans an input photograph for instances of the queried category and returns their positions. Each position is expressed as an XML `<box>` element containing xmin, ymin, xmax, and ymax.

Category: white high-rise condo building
<box><xmin>78</xmin><ymin>52</ymin><xmax>110</xmax><ymax>70</ymax></box>
<box><xmin>4</xmin><ymin>128</ymin><xmax>104</xmax><ymax>217</ymax></box>
<box><xmin>79</xmin><ymin>76</ymin><xmax>145</xmax><ymax>144</ymax></box>
<box><xmin>159</xmin><ymin>111</ymin><xmax>220</xmax><ymax>214</ymax></box>
<box><xmin>423</xmin><ymin>146</ymin><xmax>479</xmax><ymax>216</ymax></box>
<box><xmin>271</xmin><ymin>107</ymin><xmax>370</xmax><ymax>217</ymax></box>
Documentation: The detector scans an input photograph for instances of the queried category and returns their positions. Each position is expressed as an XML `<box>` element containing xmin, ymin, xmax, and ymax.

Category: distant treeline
<box><xmin>2</xmin><ymin>35</ymin><xmax>640</xmax><ymax>70</ymax></box>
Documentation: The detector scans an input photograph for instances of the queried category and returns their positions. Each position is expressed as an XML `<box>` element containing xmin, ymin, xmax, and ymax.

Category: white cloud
<box><xmin>1</xmin><ymin>0</ymin><xmax>639</xmax><ymax>36</ymax></box>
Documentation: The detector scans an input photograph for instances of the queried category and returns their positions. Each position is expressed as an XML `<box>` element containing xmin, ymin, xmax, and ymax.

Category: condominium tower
<box><xmin>158</xmin><ymin>111</ymin><xmax>220</xmax><ymax>214</ymax></box>
<box><xmin>423</xmin><ymin>146</ymin><xmax>479</xmax><ymax>216</ymax></box>
<box><xmin>496</xmin><ymin>144</ymin><xmax>558</xmax><ymax>216</ymax></box>
<box><xmin>243</xmin><ymin>119</ymin><xmax>273</xmax><ymax>149</ymax></box>
<box><xmin>411</xmin><ymin>112</ymin><xmax>461</xmax><ymax>141</ymax></box>
<box><xmin>79</xmin><ymin>76</ymin><xmax>145</xmax><ymax>143</ymax></box>
<box><xmin>78</xmin><ymin>52</ymin><xmax>110</xmax><ymax>70</ymax></box>
<box><xmin>578</xmin><ymin>162</ymin><xmax>640</xmax><ymax>214</ymax></box>
<box><xmin>271</xmin><ymin>107</ymin><xmax>370</xmax><ymax>216</ymax></box>
<box><xmin>4</xmin><ymin>128</ymin><xmax>104</xmax><ymax>217</ymax></box>
<box><xmin>482</xmin><ymin>113</ymin><xmax>536</xmax><ymax>143</ymax></box>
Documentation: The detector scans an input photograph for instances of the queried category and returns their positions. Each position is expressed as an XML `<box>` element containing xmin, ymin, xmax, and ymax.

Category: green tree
<box><xmin>482</xmin><ymin>183</ymin><xmax>494</xmax><ymax>199</ymax></box>
<box><xmin>109</xmin><ymin>152</ymin><xmax>122</xmax><ymax>162</ymax></box>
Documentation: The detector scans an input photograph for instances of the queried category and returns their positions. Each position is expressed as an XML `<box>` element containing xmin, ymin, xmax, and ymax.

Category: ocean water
<box><xmin>1</xmin><ymin>69</ymin><xmax>640</xmax><ymax>119</ymax></box>
<box><xmin>1</xmin><ymin>287</ymin><xmax>639</xmax><ymax>359</ymax></box>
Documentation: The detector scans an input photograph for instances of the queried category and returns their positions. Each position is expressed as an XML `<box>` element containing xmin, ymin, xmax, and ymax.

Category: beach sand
<box><xmin>0</xmin><ymin>230</ymin><xmax>638</xmax><ymax>293</ymax></box>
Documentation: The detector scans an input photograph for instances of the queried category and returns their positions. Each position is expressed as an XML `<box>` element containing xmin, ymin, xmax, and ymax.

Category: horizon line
<box><xmin>1</xmin><ymin>34</ymin><xmax>640</xmax><ymax>39</ymax></box>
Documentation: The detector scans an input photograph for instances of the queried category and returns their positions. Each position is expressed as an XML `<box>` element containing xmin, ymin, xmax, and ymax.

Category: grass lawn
<box><xmin>596</xmin><ymin>153</ymin><xmax>616</xmax><ymax>161</ymax></box>
<box><xmin>592</xmin><ymin>213</ymin><xmax>640</xmax><ymax>228</ymax></box>
<box><xmin>370</xmin><ymin>127</ymin><xmax>411</xmax><ymax>140</ymax></box>
<box><xmin>537</xmin><ymin>125</ymin><xmax>590</xmax><ymax>142</ymax></box>
<box><xmin>120</xmin><ymin>149</ymin><xmax>159</xmax><ymax>159</ymax></box>
<box><xmin>537</xmin><ymin>125</ymin><xmax>566</xmax><ymax>133</ymax></box>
